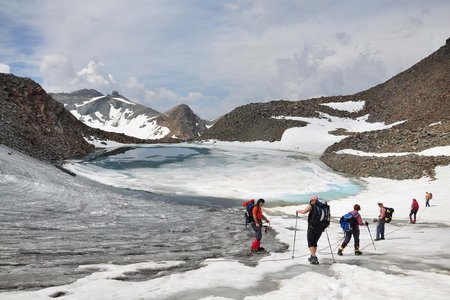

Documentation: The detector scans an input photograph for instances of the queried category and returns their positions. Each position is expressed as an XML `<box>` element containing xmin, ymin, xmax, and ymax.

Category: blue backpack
<box><xmin>340</xmin><ymin>212</ymin><xmax>357</xmax><ymax>232</ymax></box>
<box><xmin>245</xmin><ymin>202</ymin><xmax>255</xmax><ymax>224</ymax></box>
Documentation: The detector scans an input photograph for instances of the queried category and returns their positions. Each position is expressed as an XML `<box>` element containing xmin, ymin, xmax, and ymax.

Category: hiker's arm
<box><xmin>356</xmin><ymin>214</ymin><xmax>364</xmax><ymax>226</ymax></box>
<box><xmin>378</xmin><ymin>207</ymin><xmax>386</xmax><ymax>220</ymax></box>
<box><xmin>262</xmin><ymin>214</ymin><xmax>270</xmax><ymax>224</ymax></box>
<box><xmin>296</xmin><ymin>205</ymin><xmax>311</xmax><ymax>215</ymax></box>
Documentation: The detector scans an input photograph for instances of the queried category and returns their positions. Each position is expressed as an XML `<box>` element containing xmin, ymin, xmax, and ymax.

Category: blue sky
<box><xmin>1</xmin><ymin>0</ymin><xmax>449</xmax><ymax>119</ymax></box>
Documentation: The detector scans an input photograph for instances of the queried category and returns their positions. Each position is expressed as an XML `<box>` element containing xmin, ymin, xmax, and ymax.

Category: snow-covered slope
<box><xmin>52</xmin><ymin>90</ymin><xmax>209</xmax><ymax>140</ymax></box>
<box><xmin>53</xmin><ymin>91</ymin><xmax>169</xmax><ymax>140</ymax></box>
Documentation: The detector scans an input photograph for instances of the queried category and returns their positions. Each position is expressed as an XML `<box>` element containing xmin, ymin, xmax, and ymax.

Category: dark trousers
<box><xmin>409</xmin><ymin>210</ymin><xmax>418</xmax><ymax>223</ymax></box>
<box><xmin>376</xmin><ymin>220</ymin><xmax>385</xmax><ymax>239</ymax></box>
<box><xmin>426</xmin><ymin>200</ymin><xmax>430</xmax><ymax>207</ymax></box>
<box><xmin>251</xmin><ymin>223</ymin><xmax>262</xmax><ymax>241</ymax></box>
<box><xmin>341</xmin><ymin>228</ymin><xmax>360</xmax><ymax>249</ymax></box>
<box><xmin>307</xmin><ymin>226</ymin><xmax>323</xmax><ymax>247</ymax></box>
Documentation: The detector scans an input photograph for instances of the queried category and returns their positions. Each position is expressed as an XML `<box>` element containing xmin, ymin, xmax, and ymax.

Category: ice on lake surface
<box><xmin>67</xmin><ymin>144</ymin><xmax>363</xmax><ymax>204</ymax></box>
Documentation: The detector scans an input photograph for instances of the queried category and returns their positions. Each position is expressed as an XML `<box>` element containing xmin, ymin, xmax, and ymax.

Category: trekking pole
<box><xmin>292</xmin><ymin>213</ymin><xmax>298</xmax><ymax>259</ymax></box>
<box><xmin>366</xmin><ymin>224</ymin><xmax>376</xmax><ymax>251</ymax></box>
<box><xmin>325</xmin><ymin>229</ymin><xmax>336</xmax><ymax>263</ymax></box>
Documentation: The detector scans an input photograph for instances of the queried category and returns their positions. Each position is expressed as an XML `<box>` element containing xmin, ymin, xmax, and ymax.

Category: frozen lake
<box><xmin>65</xmin><ymin>144</ymin><xmax>363</xmax><ymax>204</ymax></box>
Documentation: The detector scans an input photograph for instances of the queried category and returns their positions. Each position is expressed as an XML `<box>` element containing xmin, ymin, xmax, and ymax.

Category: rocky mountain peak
<box><xmin>157</xmin><ymin>104</ymin><xmax>208</xmax><ymax>139</ymax></box>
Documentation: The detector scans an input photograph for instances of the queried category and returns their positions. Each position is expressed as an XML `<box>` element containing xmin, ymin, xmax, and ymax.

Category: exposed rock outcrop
<box><xmin>156</xmin><ymin>104</ymin><xmax>208</xmax><ymax>139</ymax></box>
<box><xmin>0</xmin><ymin>74</ymin><xmax>177</xmax><ymax>162</ymax></box>
<box><xmin>201</xmin><ymin>39</ymin><xmax>450</xmax><ymax>180</ymax></box>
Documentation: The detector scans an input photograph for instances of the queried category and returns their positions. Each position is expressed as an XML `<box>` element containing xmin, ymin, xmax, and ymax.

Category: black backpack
<box><xmin>309</xmin><ymin>199</ymin><xmax>330</xmax><ymax>230</ymax></box>
<box><xmin>384</xmin><ymin>207</ymin><xmax>394</xmax><ymax>223</ymax></box>
<box><xmin>245</xmin><ymin>202</ymin><xmax>255</xmax><ymax>224</ymax></box>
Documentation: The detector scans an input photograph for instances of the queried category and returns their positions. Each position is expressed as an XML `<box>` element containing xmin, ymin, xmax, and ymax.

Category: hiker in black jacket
<box><xmin>296</xmin><ymin>195</ymin><xmax>323</xmax><ymax>265</ymax></box>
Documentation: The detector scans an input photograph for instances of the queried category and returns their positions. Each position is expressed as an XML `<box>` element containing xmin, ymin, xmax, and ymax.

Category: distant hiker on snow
<box><xmin>296</xmin><ymin>195</ymin><xmax>330</xmax><ymax>265</ymax></box>
<box><xmin>250</xmin><ymin>198</ymin><xmax>270</xmax><ymax>253</ymax></box>
<box><xmin>410</xmin><ymin>198</ymin><xmax>419</xmax><ymax>224</ymax></box>
<box><xmin>425</xmin><ymin>192</ymin><xmax>432</xmax><ymax>207</ymax></box>
<box><xmin>375</xmin><ymin>202</ymin><xmax>386</xmax><ymax>241</ymax></box>
<box><xmin>338</xmin><ymin>204</ymin><xmax>369</xmax><ymax>256</ymax></box>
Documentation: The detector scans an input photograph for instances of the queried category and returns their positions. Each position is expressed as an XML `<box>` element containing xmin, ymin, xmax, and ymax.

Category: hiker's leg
<box><xmin>380</xmin><ymin>221</ymin><xmax>385</xmax><ymax>238</ymax></box>
<box><xmin>376</xmin><ymin>221</ymin><xmax>382</xmax><ymax>239</ymax></box>
<box><xmin>354</xmin><ymin>228</ymin><xmax>360</xmax><ymax>250</ymax></box>
<box><xmin>307</xmin><ymin>227</ymin><xmax>322</xmax><ymax>256</ymax></box>
<box><xmin>308</xmin><ymin>246</ymin><xmax>317</xmax><ymax>256</ymax></box>
<box><xmin>341</xmin><ymin>231</ymin><xmax>352</xmax><ymax>249</ymax></box>
<box><xmin>413</xmin><ymin>211</ymin><xmax>417</xmax><ymax>223</ymax></box>
<box><xmin>251</xmin><ymin>223</ymin><xmax>262</xmax><ymax>250</ymax></box>
<box><xmin>409</xmin><ymin>210</ymin><xmax>414</xmax><ymax>223</ymax></box>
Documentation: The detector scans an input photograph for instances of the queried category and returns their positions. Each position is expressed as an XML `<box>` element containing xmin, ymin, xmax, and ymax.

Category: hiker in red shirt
<box><xmin>250</xmin><ymin>198</ymin><xmax>270</xmax><ymax>253</ymax></box>
<box><xmin>409</xmin><ymin>198</ymin><xmax>419</xmax><ymax>224</ymax></box>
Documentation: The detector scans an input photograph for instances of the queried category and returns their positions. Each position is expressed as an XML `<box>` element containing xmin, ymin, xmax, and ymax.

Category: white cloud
<box><xmin>39</xmin><ymin>54</ymin><xmax>115</xmax><ymax>93</ymax></box>
<box><xmin>0</xmin><ymin>63</ymin><xmax>11</xmax><ymax>73</ymax></box>
<box><xmin>2</xmin><ymin>1</ymin><xmax>450</xmax><ymax>117</ymax></box>
<box><xmin>73</xmin><ymin>60</ymin><xmax>116</xmax><ymax>90</ymax></box>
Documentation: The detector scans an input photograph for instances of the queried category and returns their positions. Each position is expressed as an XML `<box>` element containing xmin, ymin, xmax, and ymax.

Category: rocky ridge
<box><xmin>200</xmin><ymin>38</ymin><xmax>450</xmax><ymax>180</ymax></box>
<box><xmin>0</xmin><ymin>73</ymin><xmax>177</xmax><ymax>162</ymax></box>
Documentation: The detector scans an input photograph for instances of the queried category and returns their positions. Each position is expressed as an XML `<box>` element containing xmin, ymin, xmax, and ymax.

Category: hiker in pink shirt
<box><xmin>375</xmin><ymin>202</ymin><xmax>386</xmax><ymax>241</ymax></box>
<box><xmin>338</xmin><ymin>204</ymin><xmax>369</xmax><ymax>256</ymax></box>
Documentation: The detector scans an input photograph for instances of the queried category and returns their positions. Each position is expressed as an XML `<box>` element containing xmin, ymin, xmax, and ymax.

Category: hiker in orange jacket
<box><xmin>250</xmin><ymin>198</ymin><xmax>270</xmax><ymax>252</ymax></box>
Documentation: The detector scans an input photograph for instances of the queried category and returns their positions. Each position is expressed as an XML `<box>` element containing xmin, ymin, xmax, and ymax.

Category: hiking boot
<box><xmin>354</xmin><ymin>250</ymin><xmax>362</xmax><ymax>255</ymax></box>
<box><xmin>258</xmin><ymin>247</ymin><xmax>265</xmax><ymax>252</ymax></box>
<box><xmin>337</xmin><ymin>249</ymin><xmax>343</xmax><ymax>256</ymax></box>
<box><xmin>308</xmin><ymin>255</ymin><xmax>319</xmax><ymax>265</ymax></box>
<box><xmin>250</xmin><ymin>247</ymin><xmax>259</xmax><ymax>253</ymax></box>
<box><xmin>375</xmin><ymin>238</ymin><xmax>381</xmax><ymax>241</ymax></box>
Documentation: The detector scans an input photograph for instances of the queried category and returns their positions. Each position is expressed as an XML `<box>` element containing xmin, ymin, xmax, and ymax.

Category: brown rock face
<box><xmin>157</xmin><ymin>104</ymin><xmax>209</xmax><ymax>140</ymax></box>
<box><xmin>201</xmin><ymin>39</ymin><xmax>450</xmax><ymax>179</ymax></box>
<box><xmin>0</xmin><ymin>74</ymin><xmax>179</xmax><ymax>162</ymax></box>
<box><xmin>0</xmin><ymin>73</ymin><xmax>95</xmax><ymax>161</ymax></box>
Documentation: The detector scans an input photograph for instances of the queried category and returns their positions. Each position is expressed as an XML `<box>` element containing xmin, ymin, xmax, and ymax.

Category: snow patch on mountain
<box><xmin>337</xmin><ymin>145</ymin><xmax>450</xmax><ymax>157</ymax></box>
<box><xmin>270</xmin><ymin>113</ymin><xmax>406</xmax><ymax>154</ymax></box>
<box><xmin>321</xmin><ymin>100</ymin><xmax>365</xmax><ymax>112</ymax></box>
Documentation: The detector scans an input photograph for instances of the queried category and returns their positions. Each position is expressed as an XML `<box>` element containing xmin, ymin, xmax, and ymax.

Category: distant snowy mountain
<box><xmin>51</xmin><ymin>90</ymin><xmax>209</xmax><ymax>140</ymax></box>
